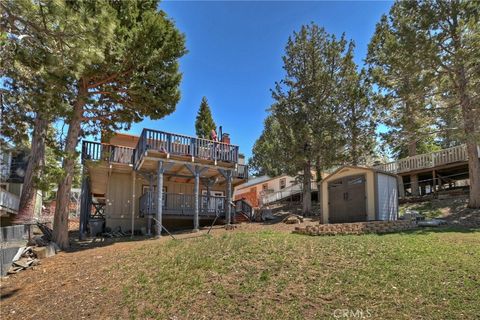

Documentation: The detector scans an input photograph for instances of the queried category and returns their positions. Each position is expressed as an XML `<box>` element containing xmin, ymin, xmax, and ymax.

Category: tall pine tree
<box><xmin>338</xmin><ymin>43</ymin><xmax>376</xmax><ymax>166</ymax></box>
<box><xmin>253</xmin><ymin>23</ymin><xmax>353</xmax><ymax>215</ymax></box>
<box><xmin>195</xmin><ymin>97</ymin><xmax>216</xmax><ymax>139</ymax></box>
<box><xmin>366</xmin><ymin>2</ymin><xmax>437</xmax><ymax>195</ymax></box>
<box><xmin>2</xmin><ymin>0</ymin><xmax>186</xmax><ymax>248</ymax></box>
<box><xmin>418</xmin><ymin>0</ymin><xmax>480</xmax><ymax>207</ymax></box>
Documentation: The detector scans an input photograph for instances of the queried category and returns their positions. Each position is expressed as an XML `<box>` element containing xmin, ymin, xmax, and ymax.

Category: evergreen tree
<box><xmin>195</xmin><ymin>97</ymin><xmax>216</xmax><ymax>139</ymax></box>
<box><xmin>417</xmin><ymin>0</ymin><xmax>480</xmax><ymax>207</ymax></box>
<box><xmin>366</xmin><ymin>2</ymin><xmax>437</xmax><ymax>195</ymax></box>
<box><xmin>2</xmin><ymin>0</ymin><xmax>186</xmax><ymax>247</ymax></box>
<box><xmin>338</xmin><ymin>44</ymin><xmax>377</xmax><ymax>166</ymax></box>
<box><xmin>1</xmin><ymin>0</ymin><xmax>71</xmax><ymax>222</ymax></box>
<box><xmin>253</xmin><ymin>23</ymin><xmax>353</xmax><ymax>215</ymax></box>
<box><xmin>250</xmin><ymin>115</ymin><xmax>291</xmax><ymax>177</ymax></box>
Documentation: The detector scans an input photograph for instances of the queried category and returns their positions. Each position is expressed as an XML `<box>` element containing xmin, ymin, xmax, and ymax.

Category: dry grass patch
<box><xmin>116</xmin><ymin>229</ymin><xmax>480</xmax><ymax>319</ymax></box>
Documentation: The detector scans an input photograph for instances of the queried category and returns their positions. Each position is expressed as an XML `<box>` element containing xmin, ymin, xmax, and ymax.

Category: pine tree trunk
<box><xmin>315</xmin><ymin>156</ymin><xmax>322</xmax><ymax>194</ymax></box>
<box><xmin>315</xmin><ymin>156</ymin><xmax>323</xmax><ymax>220</ymax></box>
<box><xmin>53</xmin><ymin>81</ymin><xmax>86</xmax><ymax>249</ymax></box>
<box><xmin>14</xmin><ymin>115</ymin><xmax>47</xmax><ymax>223</ymax></box>
<box><xmin>302</xmin><ymin>162</ymin><xmax>312</xmax><ymax>216</ymax></box>
<box><xmin>457</xmin><ymin>67</ymin><xmax>480</xmax><ymax>208</ymax></box>
<box><xmin>408</xmin><ymin>134</ymin><xmax>419</xmax><ymax>197</ymax></box>
<box><xmin>466</xmin><ymin>142</ymin><xmax>480</xmax><ymax>208</ymax></box>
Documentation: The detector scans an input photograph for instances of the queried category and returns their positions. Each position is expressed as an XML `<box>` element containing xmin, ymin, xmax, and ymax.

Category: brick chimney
<box><xmin>221</xmin><ymin>133</ymin><xmax>231</xmax><ymax>144</ymax></box>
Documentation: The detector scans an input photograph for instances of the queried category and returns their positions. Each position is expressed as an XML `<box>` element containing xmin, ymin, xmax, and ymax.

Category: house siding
<box><xmin>104</xmin><ymin>171</ymin><xmax>228</xmax><ymax>231</ymax></box>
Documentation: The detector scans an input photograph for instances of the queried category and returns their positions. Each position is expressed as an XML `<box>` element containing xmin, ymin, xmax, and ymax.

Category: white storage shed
<box><xmin>321</xmin><ymin>166</ymin><xmax>399</xmax><ymax>224</ymax></box>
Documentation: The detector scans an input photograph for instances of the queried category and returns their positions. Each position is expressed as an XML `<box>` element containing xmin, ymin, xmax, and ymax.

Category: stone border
<box><xmin>293</xmin><ymin>220</ymin><xmax>417</xmax><ymax>236</ymax></box>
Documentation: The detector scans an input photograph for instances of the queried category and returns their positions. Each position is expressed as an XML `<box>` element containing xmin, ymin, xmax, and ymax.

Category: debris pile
<box><xmin>8</xmin><ymin>247</ymin><xmax>40</xmax><ymax>274</ymax></box>
<box><xmin>5</xmin><ymin>222</ymin><xmax>59</xmax><ymax>276</ymax></box>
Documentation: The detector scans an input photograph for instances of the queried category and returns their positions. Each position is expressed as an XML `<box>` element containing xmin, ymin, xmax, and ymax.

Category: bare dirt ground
<box><xmin>0</xmin><ymin>215</ymin><xmax>316</xmax><ymax>320</ymax></box>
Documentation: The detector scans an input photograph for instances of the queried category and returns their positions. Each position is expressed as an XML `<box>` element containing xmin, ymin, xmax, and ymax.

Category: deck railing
<box><xmin>134</xmin><ymin>128</ymin><xmax>239</xmax><ymax>166</ymax></box>
<box><xmin>82</xmin><ymin>141</ymin><xmax>134</xmax><ymax>165</ymax></box>
<box><xmin>374</xmin><ymin>144</ymin><xmax>471</xmax><ymax>174</ymax></box>
<box><xmin>139</xmin><ymin>192</ymin><xmax>226</xmax><ymax>217</ymax></box>
<box><xmin>261</xmin><ymin>182</ymin><xmax>318</xmax><ymax>206</ymax></box>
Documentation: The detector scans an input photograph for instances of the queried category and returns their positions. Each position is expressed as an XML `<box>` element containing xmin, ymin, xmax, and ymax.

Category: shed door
<box><xmin>328</xmin><ymin>175</ymin><xmax>367</xmax><ymax>223</ymax></box>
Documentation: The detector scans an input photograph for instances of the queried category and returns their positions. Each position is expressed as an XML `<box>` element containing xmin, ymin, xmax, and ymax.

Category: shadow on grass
<box><xmin>65</xmin><ymin>223</ymin><xmax>232</xmax><ymax>253</ymax></box>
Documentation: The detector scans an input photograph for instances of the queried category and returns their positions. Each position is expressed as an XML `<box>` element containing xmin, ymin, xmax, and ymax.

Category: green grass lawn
<box><xmin>116</xmin><ymin>229</ymin><xmax>480</xmax><ymax>319</ymax></box>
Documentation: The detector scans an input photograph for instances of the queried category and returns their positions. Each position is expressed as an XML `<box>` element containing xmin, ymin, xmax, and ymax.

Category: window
<box><xmin>262</xmin><ymin>183</ymin><xmax>268</xmax><ymax>191</ymax></box>
<box><xmin>328</xmin><ymin>179</ymin><xmax>343</xmax><ymax>189</ymax></box>
<box><xmin>348</xmin><ymin>177</ymin><xmax>364</xmax><ymax>185</ymax></box>
<box><xmin>279</xmin><ymin>178</ymin><xmax>286</xmax><ymax>190</ymax></box>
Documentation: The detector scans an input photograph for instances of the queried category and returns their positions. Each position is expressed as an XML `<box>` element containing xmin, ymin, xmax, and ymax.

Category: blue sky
<box><xmin>123</xmin><ymin>1</ymin><xmax>393</xmax><ymax>160</ymax></box>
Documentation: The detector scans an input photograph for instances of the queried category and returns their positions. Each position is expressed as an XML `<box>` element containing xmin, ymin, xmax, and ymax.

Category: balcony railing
<box><xmin>134</xmin><ymin>129</ymin><xmax>239</xmax><ymax>166</ymax></box>
<box><xmin>139</xmin><ymin>192</ymin><xmax>226</xmax><ymax>217</ymax></box>
<box><xmin>374</xmin><ymin>144</ymin><xmax>475</xmax><ymax>174</ymax></box>
<box><xmin>82</xmin><ymin>141</ymin><xmax>134</xmax><ymax>165</ymax></box>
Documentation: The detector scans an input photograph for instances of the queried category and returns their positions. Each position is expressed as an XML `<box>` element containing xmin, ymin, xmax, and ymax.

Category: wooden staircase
<box><xmin>233</xmin><ymin>199</ymin><xmax>254</xmax><ymax>223</ymax></box>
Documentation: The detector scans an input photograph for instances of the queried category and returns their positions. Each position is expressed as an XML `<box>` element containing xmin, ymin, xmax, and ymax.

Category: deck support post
<box><xmin>79</xmin><ymin>169</ymin><xmax>90</xmax><ymax>241</ymax></box>
<box><xmin>432</xmin><ymin>170</ymin><xmax>437</xmax><ymax>197</ymax></box>
<box><xmin>194</xmin><ymin>170</ymin><xmax>200</xmax><ymax>232</ymax></box>
<box><xmin>185</xmin><ymin>164</ymin><xmax>208</xmax><ymax>232</ymax></box>
<box><xmin>147</xmin><ymin>174</ymin><xmax>154</xmax><ymax>236</ymax></box>
<box><xmin>219</xmin><ymin>169</ymin><xmax>234</xmax><ymax>227</ymax></box>
<box><xmin>156</xmin><ymin>161</ymin><xmax>164</xmax><ymax>238</ymax></box>
<box><xmin>131</xmin><ymin>170</ymin><xmax>136</xmax><ymax>237</ymax></box>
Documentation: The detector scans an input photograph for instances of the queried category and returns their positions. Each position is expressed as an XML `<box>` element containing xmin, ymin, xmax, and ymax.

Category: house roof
<box><xmin>320</xmin><ymin>165</ymin><xmax>398</xmax><ymax>184</ymax></box>
<box><xmin>235</xmin><ymin>175</ymin><xmax>273</xmax><ymax>190</ymax></box>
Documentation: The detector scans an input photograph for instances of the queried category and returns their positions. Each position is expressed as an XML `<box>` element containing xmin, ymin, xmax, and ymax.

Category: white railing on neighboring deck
<box><xmin>374</xmin><ymin>144</ymin><xmax>477</xmax><ymax>174</ymax></box>
<box><xmin>0</xmin><ymin>190</ymin><xmax>20</xmax><ymax>213</ymax></box>
<box><xmin>261</xmin><ymin>182</ymin><xmax>318</xmax><ymax>206</ymax></box>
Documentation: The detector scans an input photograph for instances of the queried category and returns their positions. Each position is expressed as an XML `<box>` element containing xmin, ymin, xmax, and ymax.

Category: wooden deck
<box><xmin>374</xmin><ymin>144</ymin><xmax>478</xmax><ymax>175</ymax></box>
<box><xmin>81</xmin><ymin>129</ymin><xmax>247</xmax><ymax>180</ymax></box>
<box><xmin>82</xmin><ymin>141</ymin><xmax>248</xmax><ymax>180</ymax></box>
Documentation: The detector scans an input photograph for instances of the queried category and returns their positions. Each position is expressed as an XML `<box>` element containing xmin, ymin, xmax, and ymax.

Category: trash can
<box><xmin>89</xmin><ymin>218</ymin><xmax>105</xmax><ymax>237</ymax></box>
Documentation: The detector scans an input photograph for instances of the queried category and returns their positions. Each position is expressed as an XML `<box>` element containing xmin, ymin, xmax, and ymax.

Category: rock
<box><xmin>33</xmin><ymin>247</ymin><xmax>47</xmax><ymax>259</ymax></box>
<box><xmin>284</xmin><ymin>216</ymin><xmax>300</xmax><ymax>224</ymax></box>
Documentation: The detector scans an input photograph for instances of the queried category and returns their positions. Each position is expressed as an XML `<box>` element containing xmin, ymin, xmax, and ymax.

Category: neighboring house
<box><xmin>80</xmin><ymin>129</ymin><xmax>249</xmax><ymax>236</ymax></box>
<box><xmin>234</xmin><ymin>172</ymin><xmax>321</xmax><ymax>207</ymax></box>
<box><xmin>0</xmin><ymin>147</ymin><xmax>42</xmax><ymax>225</ymax></box>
